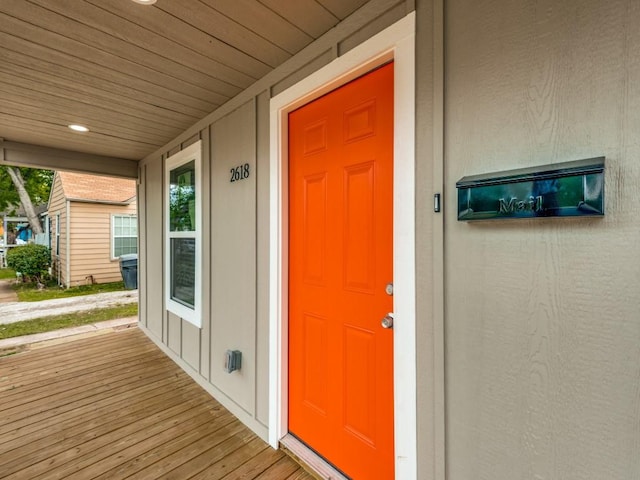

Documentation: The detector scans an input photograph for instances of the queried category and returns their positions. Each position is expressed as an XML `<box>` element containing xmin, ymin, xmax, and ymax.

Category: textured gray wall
<box><xmin>444</xmin><ymin>1</ymin><xmax>640</xmax><ymax>478</ymax></box>
<box><xmin>138</xmin><ymin>0</ymin><xmax>413</xmax><ymax>442</ymax></box>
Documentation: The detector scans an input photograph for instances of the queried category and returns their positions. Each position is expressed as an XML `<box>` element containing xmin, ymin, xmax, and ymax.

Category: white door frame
<box><xmin>269</xmin><ymin>12</ymin><xmax>417</xmax><ymax>479</ymax></box>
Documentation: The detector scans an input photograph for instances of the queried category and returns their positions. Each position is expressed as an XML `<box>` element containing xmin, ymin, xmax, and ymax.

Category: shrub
<box><xmin>6</xmin><ymin>244</ymin><xmax>51</xmax><ymax>284</ymax></box>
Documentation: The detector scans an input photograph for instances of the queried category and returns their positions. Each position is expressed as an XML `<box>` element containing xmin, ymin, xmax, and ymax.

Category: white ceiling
<box><xmin>0</xmin><ymin>0</ymin><xmax>370</xmax><ymax>161</ymax></box>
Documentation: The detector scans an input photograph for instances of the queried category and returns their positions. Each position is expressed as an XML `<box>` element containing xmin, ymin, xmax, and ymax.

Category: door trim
<box><xmin>269</xmin><ymin>12</ymin><xmax>417</xmax><ymax>479</ymax></box>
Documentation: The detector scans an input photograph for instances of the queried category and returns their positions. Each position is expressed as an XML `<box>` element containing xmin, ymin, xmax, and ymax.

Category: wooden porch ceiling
<box><xmin>0</xmin><ymin>0</ymin><xmax>369</xmax><ymax>161</ymax></box>
<box><xmin>0</xmin><ymin>328</ymin><xmax>312</xmax><ymax>479</ymax></box>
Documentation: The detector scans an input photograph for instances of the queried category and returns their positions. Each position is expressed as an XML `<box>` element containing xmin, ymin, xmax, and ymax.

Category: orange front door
<box><xmin>288</xmin><ymin>63</ymin><xmax>394</xmax><ymax>480</ymax></box>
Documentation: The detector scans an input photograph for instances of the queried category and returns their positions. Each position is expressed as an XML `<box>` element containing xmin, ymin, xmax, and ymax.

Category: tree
<box><xmin>0</xmin><ymin>166</ymin><xmax>53</xmax><ymax>234</ymax></box>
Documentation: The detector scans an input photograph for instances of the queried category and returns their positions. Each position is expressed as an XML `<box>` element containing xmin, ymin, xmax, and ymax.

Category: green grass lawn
<box><xmin>13</xmin><ymin>281</ymin><xmax>130</xmax><ymax>302</ymax></box>
<box><xmin>0</xmin><ymin>303</ymin><xmax>138</xmax><ymax>340</ymax></box>
<box><xmin>0</xmin><ymin>268</ymin><xmax>17</xmax><ymax>280</ymax></box>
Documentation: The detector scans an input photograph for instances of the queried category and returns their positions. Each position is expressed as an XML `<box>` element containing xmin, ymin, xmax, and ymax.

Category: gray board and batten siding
<box><xmin>138</xmin><ymin>0</ymin><xmax>417</xmax><ymax>444</ymax></box>
<box><xmin>138</xmin><ymin>0</ymin><xmax>640</xmax><ymax>479</ymax></box>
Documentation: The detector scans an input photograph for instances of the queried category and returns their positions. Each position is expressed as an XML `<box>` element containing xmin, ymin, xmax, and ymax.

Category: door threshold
<box><xmin>279</xmin><ymin>434</ymin><xmax>350</xmax><ymax>480</ymax></box>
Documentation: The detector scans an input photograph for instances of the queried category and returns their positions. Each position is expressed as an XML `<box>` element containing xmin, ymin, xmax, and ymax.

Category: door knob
<box><xmin>381</xmin><ymin>312</ymin><xmax>394</xmax><ymax>329</ymax></box>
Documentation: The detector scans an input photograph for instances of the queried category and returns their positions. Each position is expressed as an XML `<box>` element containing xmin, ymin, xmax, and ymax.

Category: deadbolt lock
<box><xmin>385</xmin><ymin>282</ymin><xmax>394</xmax><ymax>296</ymax></box>
<box><xmin>381</xmin><ymin>312</ymin><xmax>394</xmax><ymax>329</ymax></box>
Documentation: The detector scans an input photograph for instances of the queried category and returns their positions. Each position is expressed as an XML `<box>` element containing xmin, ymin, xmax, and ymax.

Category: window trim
<box><xmin>111</xmin><ymin>214</ymin><xmax>138</xmax><ymax>260</ymax></box>
<box><xmin>164</xmin><ymin>140</ymin><xmax>202</xmax><ymax>328</ymax></box>
<box><xmin>55</xmin><ymin>213</ymin><xmax>60</xmax><ymax>256</ymax></box>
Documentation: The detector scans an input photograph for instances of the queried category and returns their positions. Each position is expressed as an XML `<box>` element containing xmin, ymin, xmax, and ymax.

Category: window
<box><xmin>45</xmin><ymin>216</ymin><xmax>51</xmax><ymax>250</ymax></box>
<box><xmin>112</xmin><ymin>215</ymin><xmax>138</xmax><ymax>258</ymax></box>
<box><xmin>56</xmin><ymin>213</ymin><xmax>60</xmax><ymax>256</ymax></box>
<box><xmin>165</xmin><ymin>141</ymin><xmax>202</xmax><ymax>327</ymax></box>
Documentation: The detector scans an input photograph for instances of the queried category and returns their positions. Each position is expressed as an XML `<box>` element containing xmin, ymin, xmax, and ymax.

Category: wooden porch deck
<box><xmin>0</xmin><ymin>328</ymin><xmax>312</xmax><ymax>480</ymax></box>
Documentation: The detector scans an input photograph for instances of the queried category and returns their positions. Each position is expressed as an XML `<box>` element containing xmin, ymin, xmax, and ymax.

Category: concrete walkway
<box><xmin>0</xmin><ymin>317</ymin><xmax>138</xmax><ymax>355</ymax></box>
<box><xmin>0</xmin><ymin>284</ymin><xmax>139</xmax><ymax>355</ymax></box>
<box><xmin>0</xmin><ymin>289</ymin><xmax>138</xmax><ymax>325</ymax></box>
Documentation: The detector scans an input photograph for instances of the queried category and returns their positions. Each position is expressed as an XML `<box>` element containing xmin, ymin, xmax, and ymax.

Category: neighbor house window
<box><xmin>165</xmin><ymin>141</ymin><xmax>202</xmax><ymax>328</ymax></box>
<box><xmin>112</xmin><ymin>215</ymin><xmax>138</xmax><ymax>258</ymax></box>
<box><xmin>56</xmin><ymin>213</ymin><xmax>60</xmax><ymax>256</ymax></box>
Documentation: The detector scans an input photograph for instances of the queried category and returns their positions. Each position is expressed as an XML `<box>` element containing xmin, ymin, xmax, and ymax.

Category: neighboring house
<box><xmin>1</xmin><ymin>204</ymin><xmax>48</xmax><ymax>245</ymax></box>
<box><xmin>1</xmin><ymin>205</ymin><xmax>49</xmax><ymax>268</ymax></box>
<box><xmin>47</xmin><ymin>171</ymin><xmax>137</xmax><ymax>287</ymax></box>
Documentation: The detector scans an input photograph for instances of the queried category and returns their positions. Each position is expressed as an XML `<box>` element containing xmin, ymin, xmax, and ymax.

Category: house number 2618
<box><xmin>230</xmin><ymin>163</ymin><xmax>250</xmax><ymax>183</ymax></box>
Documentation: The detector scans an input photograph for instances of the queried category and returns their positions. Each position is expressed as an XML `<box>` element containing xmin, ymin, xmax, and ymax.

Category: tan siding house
<box><xmin>48</xmin><ymin>172</ymin><xmax>137</xmax><ymax>288</ymax></box>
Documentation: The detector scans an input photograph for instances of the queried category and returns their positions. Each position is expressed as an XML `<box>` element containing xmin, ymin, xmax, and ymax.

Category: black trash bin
<box><xmin>119</xmin><ymin>253</ymin><xmax>138</xmax><ymax>290</ymax></box>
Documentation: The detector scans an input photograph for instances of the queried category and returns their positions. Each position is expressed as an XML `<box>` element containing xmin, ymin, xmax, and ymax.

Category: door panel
<box><xmin>343</xmin><ymin>161</ymin><xmax>376</xmax><ymax>293</ymax></box>
<box><xmin>288</xmin><ymin>62</ymin><xmax>394</xmax><ymax>479</ymax></box>
<box><xmin>302</xmin><ymin>173</ymin><xmax>327</xmax><ymax>285</ymax></box>
<box><xmin>302</xmin><ymin>312</ymin><xmax>328</xmax><ymax>414</ymax></box>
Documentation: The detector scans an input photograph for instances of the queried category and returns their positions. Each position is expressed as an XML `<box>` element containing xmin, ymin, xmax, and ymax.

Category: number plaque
<box><xmin>230</xmin><ymin>163</ymin><xmax>250</xmax><ymax>183</ymax></box>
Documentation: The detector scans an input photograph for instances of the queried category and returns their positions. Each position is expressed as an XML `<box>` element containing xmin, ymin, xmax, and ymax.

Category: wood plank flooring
<box><xmin>0</xmin><ymin>328</ymin><xmax>312</xmax><ymax>480</ymax></box>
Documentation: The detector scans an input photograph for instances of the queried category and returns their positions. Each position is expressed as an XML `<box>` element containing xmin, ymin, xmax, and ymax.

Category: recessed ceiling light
<box><xmin>132</xmin><ymin>0</ymin><xmax>157</xmax><ymax>4</ymax></box>
<box><xmin>68</xmin><ymin>124</ymin><xmax>89</xmax><ymax>132</ymax></box>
